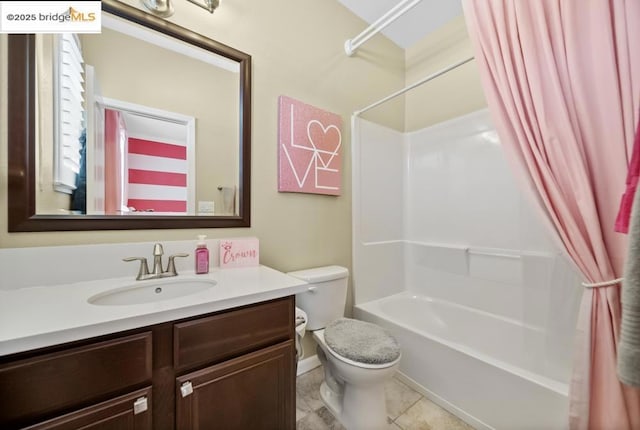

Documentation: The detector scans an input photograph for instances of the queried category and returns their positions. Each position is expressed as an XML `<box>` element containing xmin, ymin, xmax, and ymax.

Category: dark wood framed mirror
<box><xmin>8</xmin><ymin>0</ymin><xmax>251</xmax><ymax>232</ymax></box>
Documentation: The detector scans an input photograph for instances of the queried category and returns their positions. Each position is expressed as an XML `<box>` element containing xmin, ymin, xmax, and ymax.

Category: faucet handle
<box><xmin>166</xmin><ymin>253</ymin><xmax>189</xmax><ymax>276</ymax></box>
<box><xmin>123</xmin><ymin>257</ymin><xmax>150</xmax><ymax>280</ymax></box>
<box><xmin>153</xmin><ymin>243</ymin><xmax>164</xmax><ymax>256</ymax></box>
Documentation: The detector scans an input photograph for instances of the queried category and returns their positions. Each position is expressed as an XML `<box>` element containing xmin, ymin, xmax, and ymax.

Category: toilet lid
<box><xmin>324</xmin><ymin>318</ymin><xmax>400</xmax><ymax>365</ymax></box>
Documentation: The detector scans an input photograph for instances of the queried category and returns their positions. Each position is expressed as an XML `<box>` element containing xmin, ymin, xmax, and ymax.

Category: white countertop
<box><xmin>0</xmin><ymin>265</ymin><xmax>308</xmax><ymax>356</ymax></box>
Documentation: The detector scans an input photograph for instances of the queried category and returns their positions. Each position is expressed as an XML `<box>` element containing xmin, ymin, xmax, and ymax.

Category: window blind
<box><xmin>54</xmin><ymin>33</ymin><xmax>85</xmax><ymax>193</ymax></box>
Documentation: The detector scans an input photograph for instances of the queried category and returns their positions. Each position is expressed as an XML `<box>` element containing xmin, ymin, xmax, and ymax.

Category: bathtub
<box><xmin>355</xmin><ymin>292</ymin><xmax>569</xmax><ymax>430</ymax></box>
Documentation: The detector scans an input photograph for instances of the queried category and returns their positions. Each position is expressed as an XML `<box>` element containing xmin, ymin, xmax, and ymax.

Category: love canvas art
<box><xmin>278</xmin><ymin>96</ymin><xmax>342</xmax><ymax>195</ymax></box>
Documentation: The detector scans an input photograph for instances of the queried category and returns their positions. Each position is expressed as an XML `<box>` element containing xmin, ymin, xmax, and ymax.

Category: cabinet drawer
<box><xmin>0</xmin><ymin>332</ymin><xmax>152</xmax><ymax>427</ymax></box>
<box><xmin>25</xmin><ymin>386</ymin><xmax>152</xmax><ymax>430</ymax></box>
<box><xmin>174</xmin><ymin>296</ymin><xmax>293</xmax><ymax>370</ymax></box>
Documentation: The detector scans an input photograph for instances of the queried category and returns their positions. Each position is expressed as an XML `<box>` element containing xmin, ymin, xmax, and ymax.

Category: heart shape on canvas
<box><xmin>307</xmin><ymin>120</ymin><xmax>341</xmax><ymax>168</ymax></box>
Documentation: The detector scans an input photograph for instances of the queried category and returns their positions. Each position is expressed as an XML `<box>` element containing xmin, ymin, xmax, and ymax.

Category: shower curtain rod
<box><xmin>353</xmin><ymin>55</ymin><xmax>475</xmax><ymax>116</ymax></box>
<box><xmin>344</xmin><ymin>0</ymin><xmax>423</xmax><ymax>56</ymax></box>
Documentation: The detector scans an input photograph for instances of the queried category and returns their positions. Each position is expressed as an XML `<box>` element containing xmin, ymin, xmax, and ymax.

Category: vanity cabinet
<box><xmin>0</xmin><ymin>296</ymin><xmax>295</xmax><ymax>430</ymax></box>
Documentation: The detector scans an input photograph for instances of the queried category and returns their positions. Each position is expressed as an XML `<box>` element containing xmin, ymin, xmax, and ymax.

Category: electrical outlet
<box><xmin>198</xmin><ymin>201</ymin><xmax>215</xmax><ymax>214</ymax></box>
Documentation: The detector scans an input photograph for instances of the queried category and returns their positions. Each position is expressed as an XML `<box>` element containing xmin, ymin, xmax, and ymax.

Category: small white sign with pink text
<box><xmin>219</xmin><ymin>238</ymin><xmax>259</xmax><ymax>268</ymax></box>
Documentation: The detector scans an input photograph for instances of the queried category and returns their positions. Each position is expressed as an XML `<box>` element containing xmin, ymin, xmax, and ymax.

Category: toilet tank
<box><xmin>288</xmin><ymin>266</ymin><xmax>349</xmax><ymax>331</ymax></box>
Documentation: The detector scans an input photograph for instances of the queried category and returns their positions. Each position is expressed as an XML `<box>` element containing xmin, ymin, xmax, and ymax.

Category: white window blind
<box><xmin>54</xmin><ymin>33</ymin><xmax>85</xmax><ymax>193</ymax></box>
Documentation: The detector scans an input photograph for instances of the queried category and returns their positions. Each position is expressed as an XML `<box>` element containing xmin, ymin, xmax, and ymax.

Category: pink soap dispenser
<box><xmin>195</xmin><ymin>235</ymin><xmax>209</xmax><ymax>274</ymax></box>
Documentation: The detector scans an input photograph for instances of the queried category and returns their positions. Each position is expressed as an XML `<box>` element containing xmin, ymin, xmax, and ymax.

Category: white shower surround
<box><xmin>352</xmin><ymin>109</ymin><xmax>582</xmax><ymax>429</ymax></box>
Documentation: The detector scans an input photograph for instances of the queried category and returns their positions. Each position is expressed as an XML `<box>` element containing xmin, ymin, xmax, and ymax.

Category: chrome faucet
<box><xmin>124</xmin><ymin>243</ymin><xmax>189</xmax><ymax>281</ymax></box>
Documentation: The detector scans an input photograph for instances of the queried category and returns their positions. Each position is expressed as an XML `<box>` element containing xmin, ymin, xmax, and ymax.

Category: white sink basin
<box><xmin>88</xmin><ymin>278</ymin><xmax>216</xmax><ymax>306</ymax></box>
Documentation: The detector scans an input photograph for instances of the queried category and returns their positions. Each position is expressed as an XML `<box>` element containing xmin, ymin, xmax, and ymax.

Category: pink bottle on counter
<box><xmin>195</xmin><ymin>235</ymin><xmax>209</xmax><ymax>274</ymax></box>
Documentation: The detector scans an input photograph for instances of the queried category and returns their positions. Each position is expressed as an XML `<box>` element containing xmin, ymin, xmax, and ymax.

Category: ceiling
<box><xmin>337</xmin><ymin>0</ymin><xmax>463</xmax><ymax>49</ymax></box>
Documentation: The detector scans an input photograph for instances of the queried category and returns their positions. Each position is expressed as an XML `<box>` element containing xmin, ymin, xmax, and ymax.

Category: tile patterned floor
<box><xmin>296</xmin><ymin>366</ymin><xmax>474</xmax><ymax>430</ymax></box>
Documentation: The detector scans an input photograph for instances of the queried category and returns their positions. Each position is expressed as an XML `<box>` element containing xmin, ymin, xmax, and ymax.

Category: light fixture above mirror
<box><xmin>142</xmin><ymin>0</ymin><xmax>220</xmax><ymax>17</ymax></box>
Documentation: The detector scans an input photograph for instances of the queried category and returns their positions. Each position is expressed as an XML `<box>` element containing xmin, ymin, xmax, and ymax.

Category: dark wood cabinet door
<box><xmin>24</xmin><ymin>387</ymin><xmax>152</xmax><ymax>430</ymax></box>
<box><xmin>175</xmin><ymin>340</ymin><xmax>295</xmax><ymax>430</ymax></box>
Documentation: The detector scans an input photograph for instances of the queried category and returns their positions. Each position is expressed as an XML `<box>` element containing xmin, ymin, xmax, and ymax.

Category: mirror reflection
<box><xmin>36</xmin><ymin>13</ymin><xmax>240</xmax><ymax>217</ymax></box>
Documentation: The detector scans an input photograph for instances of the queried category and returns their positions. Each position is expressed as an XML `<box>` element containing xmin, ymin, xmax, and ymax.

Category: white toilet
<box><xmin>289</xmin><ymin>266</ymin><xmax>401</xmax><ymax>430</ymax></box>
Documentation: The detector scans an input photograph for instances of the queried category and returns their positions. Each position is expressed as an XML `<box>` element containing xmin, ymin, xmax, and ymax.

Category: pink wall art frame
<box><xmin>278</xmin><ymin>96</ymin><xmax>342</xmax><ymax>196</ymax></box>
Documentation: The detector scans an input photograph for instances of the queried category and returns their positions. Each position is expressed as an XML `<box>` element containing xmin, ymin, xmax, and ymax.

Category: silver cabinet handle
<box><xmin>180</xmin><ymin>381</ymin><xmax>193</xmax><ymax>398</ymax></box>
<box><xmin>133</xmin><ymin>396</ymin><xmax>148</xmax><ymax>415</ymax></box>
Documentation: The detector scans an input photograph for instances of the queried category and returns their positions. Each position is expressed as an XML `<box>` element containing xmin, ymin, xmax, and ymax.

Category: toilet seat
<box><xmin>322</xmin><ymin>318</ymin><xmax>401</xmax><ymax>367</ymax></box>
<box><xmin>314</xmin><ymin>330</ymin><xmax>399</xmax><ymax>370</ymax></box>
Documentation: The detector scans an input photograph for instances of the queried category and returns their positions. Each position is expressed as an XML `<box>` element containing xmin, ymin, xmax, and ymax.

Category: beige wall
<box><xmin>404</xmin><ymin>15</ymin><xmax>486</xmax><ymax>131</ymax></box>
<box><xmin>0</xmin><ymin>4</ymin><xmax>489</xmax><ymax>282</ymax></box>
<box><xmin>80</xmin><ymin>28</ymin><xmax>239</xmax><ymax>214</ymax></box>
<box><xmin>0</xmin><ymin>0</ymin><xmax>406</xmax><ymax>285</ymax></box>
<box><xmin>355</xmin><ymin>15</ymin><xmax>486</xmax><ymax>132</ymax></box>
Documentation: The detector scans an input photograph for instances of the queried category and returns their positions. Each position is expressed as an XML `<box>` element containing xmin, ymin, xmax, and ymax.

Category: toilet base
<box><xmin>319</xmin><ymin>379</ymin><xmax>389</xmax><ymax>430</ymax></box>
<box><xmin>319</xmin><ymin>380</ymin><xmax>343</xmax><ymax>418</ymax></box>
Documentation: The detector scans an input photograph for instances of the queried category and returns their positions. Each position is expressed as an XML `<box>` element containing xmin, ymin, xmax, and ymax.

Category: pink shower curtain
<box><xmin>462</xmin><ymin>0</ymin><xmax>640</xmax><ymax>428</ymax></box>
